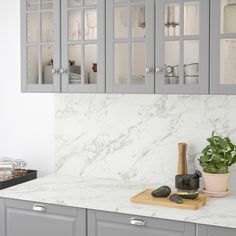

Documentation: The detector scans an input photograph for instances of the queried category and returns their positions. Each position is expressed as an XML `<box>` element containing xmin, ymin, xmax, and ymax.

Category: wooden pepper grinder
<box><xmin>177</xmin><ymin>143</ymin><xmax>188</xmax><ymax>175</ymax></box>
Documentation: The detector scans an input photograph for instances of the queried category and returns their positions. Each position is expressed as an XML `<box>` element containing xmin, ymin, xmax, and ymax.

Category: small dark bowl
<box><xmin>175</xmin><ymin>174</ymin><xmax>200</xmax><ymax>191</ymax></box>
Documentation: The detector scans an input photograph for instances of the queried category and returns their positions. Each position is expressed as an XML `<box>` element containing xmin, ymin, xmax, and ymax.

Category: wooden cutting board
<box><xmin>131</xmin><ymin>189</ymin><xmax>209</xmax><ymax>210</ymax></box>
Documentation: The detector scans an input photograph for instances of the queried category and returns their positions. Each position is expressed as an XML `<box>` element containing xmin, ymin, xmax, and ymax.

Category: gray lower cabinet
<box><xmin>1</xmin><ymin>198</ymin><xmax>86</xmax><ymax>236</ymax></box>
<box><xmin>0</xmin><ymin>199</ymin><xmax>5</xmax><ymax>236</ymax></box>
<box><xmin>197</xmin><ymin>224</ymin><xmax>236</xmax><ymax>236</ymax></box>
<box><xmin>1</xmin><ymin>198</ymin><xmax>236</xmax><ymax>236</ymax></box>
<box><xmin>87</xmin><ymin>210</ymin><xmax>195</xmax><ymax>236</ymax></box>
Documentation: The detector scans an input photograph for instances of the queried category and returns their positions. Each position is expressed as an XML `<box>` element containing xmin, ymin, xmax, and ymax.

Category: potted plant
<box><xmin>199</xmin><ymin>132</ymin><xmax>236</xmax><ymax>195</ymax></box>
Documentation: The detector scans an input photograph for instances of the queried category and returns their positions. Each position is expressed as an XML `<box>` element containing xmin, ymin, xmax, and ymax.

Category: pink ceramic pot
<box><xmin>202</xmin><ymin>172</ymin><xmax>229</xmax><ymax>192</ymax></box>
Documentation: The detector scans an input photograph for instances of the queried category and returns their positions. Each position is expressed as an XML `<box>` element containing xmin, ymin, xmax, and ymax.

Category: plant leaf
<box><xmin>231</xmin><ymin>154</ymin><xmax>236</xmax><ymax>165</ymax></box>
<box><xmin>218</xmin><ymin>139</ymin><xmax>228</xmax><ymax>149</ymax></box>
<box><xmin>225</xmin><ymin>151</ymin><xmax>232</xmax><ymax>161</ymax></box>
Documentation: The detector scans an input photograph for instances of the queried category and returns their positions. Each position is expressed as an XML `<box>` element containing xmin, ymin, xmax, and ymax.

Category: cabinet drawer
<box><xmin>88</xmin><ymin>210</ymin><xmax>195</xmax><ymax>236</ymax></box>
<box><xmin>5</xmin><ymin>199</ymin><xmax>77</xmax><ymax>216</ymax></box>
<box><xmin>198</xmin><ymin>225</ymin><xmax>236</xmax><ymax>236</ymax></box>
<box><xmin>4</xmin><ymin>199</ymin><xmax>86</xmax><ymax>236</ymax></box>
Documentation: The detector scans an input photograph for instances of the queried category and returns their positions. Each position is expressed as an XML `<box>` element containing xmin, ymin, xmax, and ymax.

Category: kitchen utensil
<box><xmin>165</xmin><ymin>65</ymin><xmax>173</xmax><ymax>76</ymax></box>
<box><xmin>43</xmin><ymin>65</ymin><xmax>53</xmax><ymax>84</ymax></box>
<box><xmin>86</xmin><ymin>10</ymin><xmax>97</xmax><ymax>39</ymax></box>
<box><xmin>175</xmin><ymin>170</ymin><xmax>202</xmax><ymax>191</ymax></box>
<box><xmin>172</xmin><ymin>65</ymin><xmax>179</xmax><ymax>77</ymax></box>
<box><xmin>138</xmin><ymin>6</ymin><xmax>145</xmax><ymax>28</ymax></box>
<box><xmin>92</xmin><ymin>63</ymin><xmax>97</xmax><ymax>72</ymax></box>
<box><xmin>177</xmin><ymin>143</ymin><xmax>188</xmax><ymax>175</ymax></box>
<box><xmin>176</xmin><ymin>190</ymin><xmax>199</xmax><ymax>199</ymax></box>
<box><xmin>131</xmin><ymin>75</ymin><xmax>145</xmax><ymax>84</ymax></box>
<box><xmin>165</xmin><ymin>5</ymin><xmax>179</xmax><ymax>36</ymax></box>
<box><xmin>165</xmin><ymin>77</ymin><xmax>170</xmax><ymax>84</ymax></box>
<box><xmin>0</xmin><ymin>157</ymin><xmax>13</xmax><ymax>182</ymax></box>
<box><xmin>168</xmin><ymin>76</ymin><xmax>179</xmax><ymax>84</ymax></box>
<box><xmin>184</xmin><ymin>76</ymin><xmax>199</xmax><ymax>84</ymax></box>
<box><xmin>13</xmin><ymin>159</ymin><xmax>27</xmax><ymax>177</ymax></box>
<box><xmin>131</xmin><ymin>189</ymin><xmax>208</xmax><ymax>210</ymax></box>
<box><xmin>184</xmin><ymin>63</ymin><xmax>199</xmax><ymax>76</ymax></box>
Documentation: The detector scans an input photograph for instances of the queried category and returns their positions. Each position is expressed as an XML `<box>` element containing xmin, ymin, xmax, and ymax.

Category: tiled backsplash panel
<box><xmin>55</xmin><ymin>94</ymin><xmax>236</xmax><ymax>189</ymax></box>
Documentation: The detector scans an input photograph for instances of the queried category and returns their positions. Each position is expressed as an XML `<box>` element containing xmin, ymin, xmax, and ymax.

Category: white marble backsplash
<box><xmin>55</xmin><ymin>94</ymin><xmax>236</xmax><ymax>190</ymax></box>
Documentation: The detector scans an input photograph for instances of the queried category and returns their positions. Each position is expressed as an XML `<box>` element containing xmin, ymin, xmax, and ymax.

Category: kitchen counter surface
<box><xmin>0</xmin><ymin>174</ymin><xmax>235</xmax><ymax>229</ymax></box>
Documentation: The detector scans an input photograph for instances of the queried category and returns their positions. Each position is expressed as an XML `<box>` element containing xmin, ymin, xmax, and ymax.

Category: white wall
<box><xmin>55</xmin><ymin>94</ymin><xmax>236</xmax><ymax>191</ymax></box>
<box><xmin>0</xmin><ymin>0</ymin><xmax>55</xmax><ymax>176</ymax></box>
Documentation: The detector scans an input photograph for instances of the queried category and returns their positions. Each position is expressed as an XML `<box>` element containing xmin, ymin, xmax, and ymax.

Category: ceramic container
<box><xmin>202</xmin><ymin>172</ymin><xmax>229</xmax><ymax>192</ymax></box>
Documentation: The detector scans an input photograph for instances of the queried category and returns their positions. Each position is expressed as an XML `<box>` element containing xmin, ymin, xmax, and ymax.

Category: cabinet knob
<box><xmin>51</xmin><ymin>68</ymin><xmax>59</xmax><ymax>74</ymax></box>
<box><xmin>33</xmin><ymin>204</ymin><xmax>46</xmax><ymax>212</ymax></box>
<box><xmin>60</xmin><ymin>68</ymin><xmax>68</xmax><ymax>75</ymax></box>
<box><xmin>130</xmin><ymin>218</ymin><xmax>146</xmax><ymax>226</ymax></box>
<box><xmin>145</xmin><ymin>67</ymin><xmax>154</xmax><ymax>73</ymax></box>
<box><xmin>156</xmin><ymin>67</ymin><xmax>163</xmax><ymax>73</ymax></box>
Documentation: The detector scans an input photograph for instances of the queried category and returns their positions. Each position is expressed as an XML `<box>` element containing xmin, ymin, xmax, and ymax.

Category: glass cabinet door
<box><xmin>106</xmin><ymin>0</ymin><xmax>155</xmax><ymax>94</ymax></box>
<box><xmin>155</xmin><ymin>0</ymin><xmax>209</xmax><ymax>94</ymax></box>
<box><xmin>61</xmin><ymin>0</ymin><xmax>105</xmax><ymax>93</ymax></box>
<box><xmin>21</xmin><ymin>0</ymin><xmax>60</xmax><ymax>92</ymax></box>
<box><xmin>211</xmin><ymin>0</ymin><xmax>236</xmax><ymax>94</ymax></box>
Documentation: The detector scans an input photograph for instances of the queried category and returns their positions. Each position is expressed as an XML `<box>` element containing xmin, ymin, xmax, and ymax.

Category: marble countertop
<box><xmin>0</xmin><ymin>174</ymin><xmax>235</xmax><ymax>229</ymax></box>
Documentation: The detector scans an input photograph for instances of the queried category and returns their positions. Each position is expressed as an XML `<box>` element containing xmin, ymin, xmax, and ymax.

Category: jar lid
<box><xmin>0</xmin><ymin>157</ymin><xmax>13</xmax><ymax>166</ymax></box>
<box><xmin>13</xmin><ymin>159</ymin><xmax>27</xmax><ymax>169</ymax></box>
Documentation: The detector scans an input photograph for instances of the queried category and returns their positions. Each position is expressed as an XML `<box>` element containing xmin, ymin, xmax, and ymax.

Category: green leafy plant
<box><xmin>199</xmin><ymin>132</ymin><xmax>236</xmax><ymax>174</ymax></box>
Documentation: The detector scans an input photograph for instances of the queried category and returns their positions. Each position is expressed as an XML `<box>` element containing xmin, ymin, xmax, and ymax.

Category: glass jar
<box><xmin>0</xmin><ymin>157</ymin><xmax>13</xmax><ymax>182</ymax></box>
<box><xmin>13</xmin><ymin>159</ymin><xmax>27</xmax><ymax>177</ymax></box>
<box><xmin>224</xmin><ymin>0</ymin><xmax>236</xmax><ymax>33</ymax></box>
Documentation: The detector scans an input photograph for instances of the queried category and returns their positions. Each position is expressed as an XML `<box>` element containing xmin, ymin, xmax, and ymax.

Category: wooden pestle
<box><xmin>177</xmin><ymin>143</ymin><xmax>188</xmax><ymax>175</ymax></box>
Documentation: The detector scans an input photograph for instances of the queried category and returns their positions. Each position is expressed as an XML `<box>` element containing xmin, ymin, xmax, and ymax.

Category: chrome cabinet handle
<box><xmin>60</xmin><ymin>68</ymin><xmax>68</xmax><ymax>75</ymax></box>
<box><xmin>51</xmin><ymin>68</ymin><xmax>59</xmax><ymax>74</ymax></box>
<box><xmin>156</xmin><ymin>67</ymin><xmax>163</xmax><ymax>73</ymax></box>
<box><xmin>145</xmin><ymin>67</ymin><xmax>154</xmax><ymax>73</ymax></box>
<box><xmin>33</xmin><ymin>204</ymin><xmax>46</xmax><ymax>212</ymax></box>
<box><xmin>130</xmin><ymin>218</ymin><xmax>146</xmax><ymax>226</ymax></box>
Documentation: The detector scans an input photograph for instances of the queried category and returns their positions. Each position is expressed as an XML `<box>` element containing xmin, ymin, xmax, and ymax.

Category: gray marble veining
<box><xmin>0</xmin><ymin>174</ymin><xmax>236</xmax><ymax>229</ymax></box>
<box><xmin>55</xmin><ymin>94</ymin><xmax>236</xmax><ymax>190</ymax></box>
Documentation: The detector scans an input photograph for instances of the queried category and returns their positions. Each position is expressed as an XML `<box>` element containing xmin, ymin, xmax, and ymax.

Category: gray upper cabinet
<box><xmin>21</xmin><ymin>0</ymin><xmax>61</xmax><ymax>92</ymax></box>
<box><xmin>197</xmin><ymin>224</ymin><xmax>236</xmax><ymax>236</ymax></box>
<box><xmin>155</xmin><ymin>0</ymin><xmax>210</xmax><ymax>94</ymax></box>
<box><xmin>106</xmin><ymin>0</ymin><xmax>155</xmax><ymax>94</ymax></box>
<box><xmin>21</xmin><ymin>0</ymin><xmax>236</xmax><ymax>94</ymax></box>
<box><xmin>2</xmin><ymin>199</ymin><xmax>86</xmax><ymax>236</ymax></box>
<box><xmin>88</xmin><ymin>210</ymin><xmax>196</xmax><ymax>236</ymax></box>
<box><xmin>21</xmin><ymin>0</ymin><xmax>105</xmax><ymax>93</ymax></box>
<box><xmin>210</xmin><ymin>0</ymin><xmax>236</xmax><ymax>94</ymax></box>
<box><xmin>61</xmin><ymin>0</ymin><xmax>105</xmax><ymax>93</ymax></box>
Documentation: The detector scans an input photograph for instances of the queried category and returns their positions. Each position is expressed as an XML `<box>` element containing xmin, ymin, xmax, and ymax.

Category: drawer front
<box><xmin>198</xmin><ymin>225</ymin><xmax>236</xmax><ymax>236</ymax></box>
<box><xmin>5</xmin><ymin>199</ymin><xmax>77</xmax><ymax>216</ymax></box>
<box><xmin>88</xmin><ymin>210</ymin><xmax>195</xmax><ymax>236</ymax></box>
<box><xmin>7</xmin><ymin>208</ymin><xmax>76</xmax><ymax>236</ymax></box>
<box><xmin>5</xmin><ymin>199</ymin><xmax>86</xmax><ymax>236</ymax></box>
<box><xmin>0</xmin><ymin>199</ymin><xmax>5</xmax><ymax>236</ymax></box>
